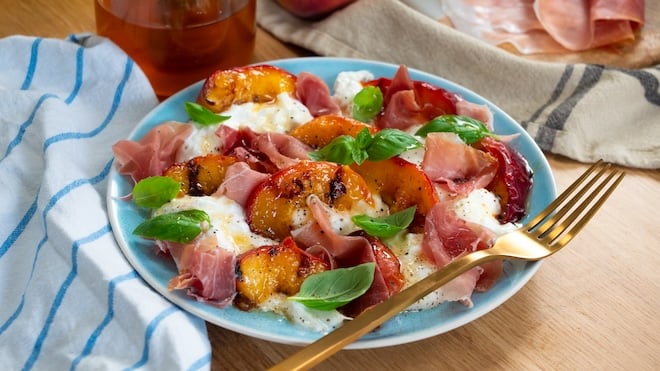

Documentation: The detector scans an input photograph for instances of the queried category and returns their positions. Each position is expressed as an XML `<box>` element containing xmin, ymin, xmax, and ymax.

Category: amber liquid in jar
<box><xmin>95</xmin><ymin>0</ymin><xmax>256</xmax><ymax>99</ymax></box>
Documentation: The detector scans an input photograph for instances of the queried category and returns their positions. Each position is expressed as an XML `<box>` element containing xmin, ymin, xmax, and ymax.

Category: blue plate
<box><xmin>107</xmin><ymin>57</ymin><xmax>556</xmax><ymax>348</ymax></box>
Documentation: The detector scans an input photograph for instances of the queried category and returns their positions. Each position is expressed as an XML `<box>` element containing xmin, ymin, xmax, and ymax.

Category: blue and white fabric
<box><xmin>0</xmin><ymin>34</ymin><xmax>211</xmax><ymax>370</ymax></box>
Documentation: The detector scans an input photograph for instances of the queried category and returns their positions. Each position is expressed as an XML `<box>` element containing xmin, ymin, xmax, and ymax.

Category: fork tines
<box><xmin>528</xmin><ymin>160</ymin><xmax>625</xmax><ymax>246</ymax></box>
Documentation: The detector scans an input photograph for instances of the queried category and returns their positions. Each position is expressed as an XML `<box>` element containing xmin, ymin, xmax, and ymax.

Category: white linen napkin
<box><xmin>0</xmin><ymin>34</ymin><xmax>211</xmax><ymax>370</ymax></box>
<box><xmin>257</xmin><ymin>0</ymin><xmax>660</xmax><ymax>169</ymax></box>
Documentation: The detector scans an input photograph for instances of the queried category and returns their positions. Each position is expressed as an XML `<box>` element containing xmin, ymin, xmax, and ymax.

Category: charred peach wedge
<box><xmin>163</xmin><ymin>154</ymin><xmax>238</xmax><ymax>197</ymax></box>
<box><xmin>234</xmin><ymin>237</ymin><xmax>329</xmax><ymax>310</ymax></box>
<box><xmin>289</xmin><ymin>114</ymin><xmax>375</xmax><ymax>148</ymax></box>
<box><xmin>246</xmin><ymin>160</ymin><xmax>374</xmax><ymax>240</ymax></box>
<box><xmin>197</xmin><ymin>65</ymin><xmax>297</xmax><ymax>113</ymax></box>
<box><xmin>351</xmin><ymin>157</ymin><xmax>438</xmax><ymax>230</ymax></box>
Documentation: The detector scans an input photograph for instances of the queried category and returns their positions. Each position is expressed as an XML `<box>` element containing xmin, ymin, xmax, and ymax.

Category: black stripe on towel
<box><xmin>534</xmin><ymin>64</ymin><xmax>604</xmax><ymax>150</ymax></box>
<box><xmin>521</xmin><ymin>64</ymin><xmax>574</xmax><ymax>129</ymax></box>
<box><xmin>614</xmin><ymin>69</ymin><xmax>660</xmax><ymax>106</ymax></box>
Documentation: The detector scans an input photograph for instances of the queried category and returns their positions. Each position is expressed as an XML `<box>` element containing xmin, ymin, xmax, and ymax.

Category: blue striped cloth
<box><xmin>0</xmin><ymin>34</ymin><xmax>211</xmax><ymax>370</ymax></box>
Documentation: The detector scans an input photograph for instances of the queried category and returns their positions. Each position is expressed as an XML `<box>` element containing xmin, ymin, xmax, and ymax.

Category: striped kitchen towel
<box><xmin>257</xmin><ymin>0</ymin><xmax>660</xmax><ymax>169</ymax></box>
<box><xmin>0</xmin><ymin>34</ymin><xmax>211</xmax><ymax>370</ymax></box>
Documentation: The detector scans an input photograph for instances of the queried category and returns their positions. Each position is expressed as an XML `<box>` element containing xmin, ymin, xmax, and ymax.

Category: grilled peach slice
<box><xmin>289</xmin><ymin>114</ymin><xmax>374</xmax><ymax>148</ymax></box>
<box><xmin>246</xmin><ymin>160</ymin><xmax>374</xmax><ymax>240</ymax></box>
<box><xmin>351</xmin><ymin>157</ymin><xmax>438</xmax><ymax>230</ymax></box>
<box><xmin>163</xmin><ymin>154</ymin><xmax>238</xmax><ymax>197</ymax></box>
<box><xmin>234</xmin><ymin>237</ymin><xmax>329</xmax><ymax>310</ymax></box>
<box><xmin>197</xmin><ymin>65</ymin><xmax>297</xmax><ymax>113</ymax></box>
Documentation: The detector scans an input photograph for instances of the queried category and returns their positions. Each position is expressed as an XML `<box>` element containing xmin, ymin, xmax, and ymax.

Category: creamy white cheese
<box><xmin>453</xmin><ymin>188</ymin><xmax>518</xmax><ymax>236</ymax></box>
<box><xmin>176</xmin><ymin>92</ymin><xmax>313</xmax><ymax>162</ymax></box>
<box><xmin>385</xmin><ymin>233</ymin><xmax>447</xmax><ymax>310</ymax></box>
<box><xmin>332</xmin><ymin>70</ymin><xmax>375</xmax><ymax>116</ymax></box>
<box><xmin>384</xmin><ymin>188</ymin><xmax>518</xmax><ymax>311</ymax></box>
<box><xmin>154</xmin><ymin>195</ymin><xmax>277</xmax><ymax>254</ymax></box>
<box><xmin>221</xmin><ymin>93</ymin><xmax>312</xmax><ymax>133</ymax></box>
<box><xmin>260</xmin><ymin>294</ymin><xmax>350</xmax><ymax>333</ymax></box>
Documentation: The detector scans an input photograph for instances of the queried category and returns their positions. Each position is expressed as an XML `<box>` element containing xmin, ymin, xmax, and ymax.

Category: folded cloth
<box><xmin>257</xmin><ymin>0</ymin><xmax>660</xmax><ymax>169</ymax></box>
<box><xmin>0</xmin><ymin>34</ymin><xmax>211</xmax><ymax>370</ymax></box>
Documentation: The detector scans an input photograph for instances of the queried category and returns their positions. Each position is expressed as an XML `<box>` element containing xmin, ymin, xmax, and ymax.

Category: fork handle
<box><xmin>269</xmin><ymin>249</ymin><xmax>500</xmax><ymax>371</ymax></box>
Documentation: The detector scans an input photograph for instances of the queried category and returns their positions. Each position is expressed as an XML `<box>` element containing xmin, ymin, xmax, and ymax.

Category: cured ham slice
<box><xmin>112</xmin><ymin>122</ymin><xmax>192</xmax><ymax>182</ymax></box>
<box><xmin>443</xmin><ymin>0</ymin><xmax>645</xmax><ymax>54</ymax></box>
<box><xmin>442</xmin><ymin>0</ymin><xmax>566</xmax><ymax>54</ymax></box>
<box><xmin>375</xmin><ymin>65</ymin><xmax>427</xmax><ymax>130</ymax></box>
<box><xmin>291</xmin><ymin>195</ymin><xmax>398</xmax><ymax>316</ymax></box>
<box><xmin>422</xmin><ymin>202</ymin><xmax>499</xmax><ymax>303</ymax></box>
<box><xmin>379</xmin><ymin>90</ymin><xmax>423</xmax><ymax>130</ymax></box>
<box><xmin>534</xmin><ymin>0</ymin><xmax>642</xmax><ymax>51</ymax></box>
<box><xmin>382</xmin><ymin>64</ymin><xmax>415</xmax><ymax>107</ymax></box>
<box><xmin>296</xmin><ymin>72</ymin><xmax>342</xmax><ymax>116</ymax></box>
<box><xmin>372</xmin><ymin>65</ymin><xmax>494</xmax><ymax>130</ymax></box>
<box><xmin>252</xmin><ymin>132</ymin><xmax>312</xmax><ymax>170</ymax></box>
<box><xmin>219</xmin><ymin>127</ymin><xmax>311</xmax><ymax>172</ymax></box>
<box><xmin>214</xmin><ymin>162</ymin><xmax>269</xmax><ymax>207</ymax></box>
<box><xmin>159</xmin><ymin>234</ymin><xmax>237</xmax><ymax>308</ymax></box>
<box><xmin>421</xmin><ymin>132</ymin><xmax>498</xmax><ymax>195</ymax></box>
<box><xmin>455</xmin><ymin>99</ymin><xmax>494</xmax><ymax>129</ymax></box>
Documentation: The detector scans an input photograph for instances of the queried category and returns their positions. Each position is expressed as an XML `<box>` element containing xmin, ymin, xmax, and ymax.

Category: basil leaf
<box><xmin>184</xmin><ymin>102</ymin><xmax>230</xmax><ymax>126</ymax></box>
<box><xmin>309</xmin><ymin>135</ymin><xmax>358</xmax><ymax>165</ymax></box>
<box><xmin>352</xmin><ymin>206</ymin><xmax>417</xmax><ymax>238</ymax></box>
<box><xmin>311</xmin><ymin>127</ymin><xmax>420</xmax><ymax>165</ymax></box>
<box><xmin>133</xmin><ymin>209</ymin><xmax>211</xmax><ymax>243</ymax></box>
<box><xmin>132</xmin><ymin>176</ymin><xmax>181</xmax><ymax>209</ymax></box>
<box><xmin>350</xmin><ymin>127</ymin><xmax>373</xmax><ymax>165</ymax></box>
<box><xmin>352</xmin><ymin>86</ymin><xmax>383</xmax><ymax>122</ymax></box>
<box><xmin>415</xmin><ymin>115</ymin><xmax>495</xmax><ymax>144</ymax></box>
<box><xmin>289</xmin><ymin>262</ymin><xmax>376</xmax><ymax>310</ymax></box>
<box><xmin>366</xmin><ymin>129</ymin><xmax>422</xmax><ymax>161</ymax></box>
<box><xmin>355</xmin><ymin>127</ymin><xmax>373</xmax><ymax>149</ymax></box>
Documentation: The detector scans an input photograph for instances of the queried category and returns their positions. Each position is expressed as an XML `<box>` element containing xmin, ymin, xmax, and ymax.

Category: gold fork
<box><xmin>269</xmin><ymin>160</ymin><xmax>625</xmax><ymax>371</ymax></box>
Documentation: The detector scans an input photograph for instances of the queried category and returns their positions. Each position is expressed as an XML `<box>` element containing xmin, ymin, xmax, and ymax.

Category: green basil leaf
<box><xmin>311</xmin><ymin>127</ymin><xmax>421</xmax><ymax>165</ymax></box>
<box><xmin>132</xmin><ymin>176</ymin><xmax>181</xmax><ymax>209</ymax></box>
<box><xmin>350</xmin><ymin>127</ymin><xmax>373</xmax><ymax>165</ymax></box>
<box><xmin>352</xmin><ymin>206</ymin><xmax>417</xmax><ymax>238</ymax></box>
<box><xmin>355</xmin><ymin>127</ymin><xmax>373</xmax><ymax>149</ymax></box>
<box><xmin>415</xmin><ymin>115</ymin><xmax>495</xmax><ymax>144</ymax></box>
<box><xmin>366</xmin><ymin>129</ymin><xmax>422</xmax><ymax>161</ymax></box>
<box><xmin>133</xmin><ymin>209</ymin><xmax>211</xmax><ymax>243</ymax></box>
<box><xmin>288</xmin><ymin>262</ymin><xmax>376</xmax><ymax>310</ymax></box>
<box><xmin>352</xmin><ymin>86</ymin><xmax>383</xmax><ymax>122</ymax></box>
<box><xmin>184</xmin><ymin>102</ymin><xmax>230</xmax><ymax>126</ymax></box>
<box><xmin>309</xmin><ymin>135</ymin><xmax>360</xmax><ymax>165</ymax></box>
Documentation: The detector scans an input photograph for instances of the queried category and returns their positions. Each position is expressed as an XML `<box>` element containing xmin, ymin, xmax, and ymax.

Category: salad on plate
<box><xmin>111</xmin><ymin>62</ymin><xmax>533</xmax><ymax>333</ymax></box>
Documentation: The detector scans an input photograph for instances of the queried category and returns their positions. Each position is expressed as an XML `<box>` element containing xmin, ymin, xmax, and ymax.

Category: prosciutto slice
<box><xmin>252</xmin><ymin>132</ymin><xmax>312</xmax><ymax>170</ymax></box>
<box><xmin>219</xmin><ymin>127</ymin><xmax>312</xmax><ymax>172</ymax></box>
<box><xmin>421</xmin><ymin>132</ymin><xmax>498</xmax><ymax>195</ymax></box>
<box><xmin>112</xmin><ymin>122</ymin><xmax>192</xmax><ymax>182</ymax></box>
<box><xmin>296</xmin><ymin>72</ymin><xmax>342</xmax><ymax>117</ymax></box>
<box><xmin>214</xmin><ymin>162</ymin><xmax>269</xmax><ymax>207</ymax></box>
<box><xmin>535</xmin><ymin>0</ymin><xmax>643</xmax><ymax>51</ymax></box>
<box><xmin>372</xmin><ymin>65</ymin><xmax>493</xmax><ymax>130</ymax></box>
<box><xmin>422</xmin><ymin>202</ymin><xmax>499</xmax><ymax>303</ymax></box>
<box><xmin>456</xmin><ymin>99</ymin><xmax>494</xmax><ymax>129</ymax></box>
<box><xmin>158</xmin><ymin>234</ymin><xmax>237</xmax><ymax>308</ymax></box>
<box><xmin>379</xmin><ymin>90</ymin><xmax>423</xmax><ymax>130</ymax></box>
<box><xmin>443</xmin><ymin>0</ymin><xmax>645</xmax><ymax>54</ymax></box>
<box><xmin>292</xmin><ymin>195</ymin><xmax>396</xmax><ymax>316</ymax></box>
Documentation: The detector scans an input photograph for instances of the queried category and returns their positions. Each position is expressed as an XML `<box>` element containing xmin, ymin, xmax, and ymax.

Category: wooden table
<box><xmin>3</xmin><ymin>1</ymin><xmax>659</xmax><ymax>370</ymax></box>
